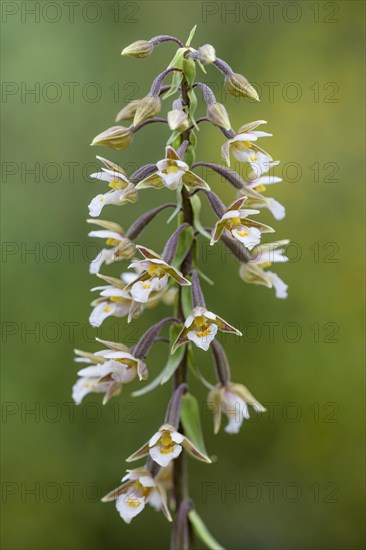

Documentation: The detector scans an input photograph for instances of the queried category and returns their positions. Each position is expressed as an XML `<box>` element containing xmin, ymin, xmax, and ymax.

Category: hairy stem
<box><xmin>172</xmin><ymin>74</ymin><xmax>194</xmax><ymax>547</ymax></box>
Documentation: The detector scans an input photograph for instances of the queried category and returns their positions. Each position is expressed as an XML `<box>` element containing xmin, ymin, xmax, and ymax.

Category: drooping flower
<box><xmin>89</xmin><ymin>281</ymin><xmax>134</xmax><ymax>327</ymax></box>
<box><xmin>172</xmin><ymin>306</ymin><xmax>242</xmax><ymax>353</ymax></box>
<box><xmin>210</xmin><ymin>197</ymin><xmax>274</xmax><ymax>250</ymax></box>
<box><xmin>124</xmin><ymin>246</ymin><xmax>191</xmax><ymax>304</ymax></box>
<box><xmin>242</xmin><ymin>171</ymin><xmax>285</xmax><ymax>220</ymax></box>
<box><xmin>126</xmin><ymin>423</ymin><xmax>211</xmax><ymax>467</ymax></box>
<box><xmin>72</xmin><ymin>344</ymin><xmax>147</xmax><ymax>405</ymax></box>
<box><xmin>239</xmin><ymin>240</ymin><xmax>289</xmax><ymax>298</ymax></box>
<box><xmin>87</xmin><ymin>219</ymin><xmax>135</xmax><ymax>274</ymax></box>
<box><xmin>102</xmin><ymin>467</ymin><xmax>172</xmax><ymax>524</ymax></box>
<box><xmin>136</xmin><ymin>146</ymin><xmax>210</xmax><ymax>191</ymax></box>
<box><xmin>221</xmin><ymin>120</ymin><xmax>272</xmax><ymax>171</ymax></box>
<box><xmin>208</xmin><ymin>383</ymin><xmax>266</xmax><ymax>434</ymax></box>
<box><xmin>88</xmin><ymin>156</ymin><xmax>137</xmax><ymax>217</ymax></box>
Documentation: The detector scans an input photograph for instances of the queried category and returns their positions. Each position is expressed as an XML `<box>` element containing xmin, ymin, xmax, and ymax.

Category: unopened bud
<box><xmin>121</xmin><ymin>40</ymin><xmax>153</xmax><ymax>58</ymax></box>
<box><xmin>207</xmin><ymin>102</ymin><xmax>231</xmax><ymax>130</ymax></box>
<box><xmin>225</xmin><ymin>73</ymin><xmax>259</xmax><ymax>101</ymax></box>
<box><xmin>133</xmin><ymin>95</ymin><xmax>161</xmax><ymax>126</ymax></box>
<box><xmin>115</xmin><ymin>100</ymin><xmax>140</xmax><ymax>122</ymax></box>
<box><xmin>197</xmin><ymin>44</ymin><xmax>216</xmax><ymax>64</ymax></box>
<box><xmin>91</xmin><ymin>126</ymin><xmax>133</xmax><ymax>151</ymax></box>
<box><xmin>167</xmin><ymin>109</ymin><xmax>189</xmax><ymax>132</ymax></box>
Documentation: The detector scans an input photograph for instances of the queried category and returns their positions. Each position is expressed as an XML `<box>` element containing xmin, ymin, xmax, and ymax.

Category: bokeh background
<box><xmin>1</xmin><ymin>1</ymin><xmax>365</xmax><ymax>549</ymax></box>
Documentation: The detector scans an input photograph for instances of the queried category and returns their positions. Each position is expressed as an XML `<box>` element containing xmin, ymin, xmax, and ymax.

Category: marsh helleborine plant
<box><xmin>72</xmin><ymin>27</ymin><xmax>289</xmax><ymax>549</ymax></box>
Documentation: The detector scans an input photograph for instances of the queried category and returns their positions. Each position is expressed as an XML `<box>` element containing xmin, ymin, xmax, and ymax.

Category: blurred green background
<box><xmin>1</xmin><ymin>1</ymin><xmax>365</xmax><ymax>549</ymax></box>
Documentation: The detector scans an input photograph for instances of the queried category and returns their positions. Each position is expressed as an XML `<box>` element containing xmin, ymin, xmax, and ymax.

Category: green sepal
<box><xmin>188</xmin><ymin>510</ymin><xmax>225</xmax><ymax>550</ymax></box>
<box><xmin>172</xmin><ymin>226</ymin><xmax>194</xmax><ymax>268</ymax></box>
<box><xmin>180</xmin><ymin>393</ymin><xmax>208</xmax><ymax>457</ymax></box>
<box><xmin>185</xmin><ymin>25</ymin><xmax>197</xmax><ymax>47</ymax></box>
<box><xmin>183</xmin><ymin>57</ymin><xmax>196</xmax><ymax>86</ymax></box>
<box><xmin>185</xmin><ymin>145</ymin><xmax>196</xmax><ymax>166</ymax></box>
<box><xmin>160</xmin><ymin>324</ymin><xmax>185</xmax><ymax>385</ymax></box>
<box><xmin>167</xmin><ymin>130</ymin><xmax>181</xmax><ymax>146</ymax></box>
<box><xmin>190</xmin><ymin>194</ymin><xmax>211</xmax><ymax>240</ymax></box>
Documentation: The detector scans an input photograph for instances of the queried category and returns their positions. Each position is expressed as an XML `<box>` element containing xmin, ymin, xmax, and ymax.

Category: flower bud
<box><xmin>167</xmin><ymin>109</ymin><xmax>189</xmax><ymax>132</ymax></box>
<box><xmin>207</xmin><ymin>102</ymin><xmax>231</xmax><ymax>130</ymax></box>
<box><xmin>133</xmin><ymin>95</ymin><xmax>161</xmax><ymax>126</ymax></box>
<box><xmin>224</xmin><ymin>73</ymin><xmax>259</xmax><ymax>101</ymax></box>
<box><xmin>197</xmin><ymin>44</ymin><xmax>216</xmax><ymax>64</ymax></box>
<box><xmin>115</xmin><ymin>100</ymin><xmax>139</xmax><ymax>122</ymax></box>
<box><xmin>121</xmin><ymin>40</ymin><xmax>153</xmax><ymax>58</ymax></box>
<box><xmin>91</xmin><ymin>126</ymin><xmax>133</xmax><ymax>151</ymax></box>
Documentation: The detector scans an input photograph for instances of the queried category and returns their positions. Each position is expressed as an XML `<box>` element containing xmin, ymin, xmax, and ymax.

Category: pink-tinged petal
<box><xmin>136</xmin><ymin>245</ymin><xmax>162</xmax><ymax>261</ymax></box>
<box><xmin>101</xmin><ymin>481</ymin><xmax>131</xmax><ymax>502</ymax></box>
<box><xmin>123</xmin><ymin>272</ymin><xmax>150</xmax><ymax>292</ymax></box>
<box><xmin>125</xmin><ymin>442</ymin><xmax>150</xmax><ymax>462</ymax></box>
<box><xmin>135</xmin><ymin>172</ymin><xmax>164</xmax><ymax>190</ymax></box>
<box><xmin>237</xmin><ymin>120</ymin><xmax>267</xmax><ymax>133</ymax></box>
<box><xmin>226</xmin><ymin>196</ymin><xmax>247</xmax><ymax>212</ymax></box>
<box><xmin>171</xmin><ymin>327</ymin><xmax>189</xmax><ymax>354</ymax></box>
<box><xmin>214</xmin><ymin>315</ymin><xmax>242</xmax><ymax>336</ymax></box>
<box><xmin>102</xmin><ymin>381</ymin><xmax>122</xmax><ymax>404</ymax></box>
<box><xmin>154</xmin><ymin>485</ymin><xmax>172</xmax><ymax>522</ymax></box>
<box><xmin>165</xmin><ymin>146</ymin><xmax>181</xmax><ymax>160</ymax></box>
<box><xmin>164</xmin><ymin>266</ymin><xmax>191</xmax><ymax>286</ymax></box>
<box><xmin>221</xmin><ymin>141</ymin><xmax>231</xmax><ymax>166</ymax></box>
<box><xmin>211</xmin><ymin>218</ymin><xmax>228</xmax><ymax>245</ymax></box>
<box><xmin>182</xmin><ymin>171</ymin><xmax>210</xmax><ymax>190</ymax></box>
<box><xmin>207</xmin><ymin>389</ymin><xmax>224</xmax><ymax>434</ymax></box>
<box><xmin>182</xmin><ymin>437</ymin><xmax>211</xmax><ymax>463</ymax></box>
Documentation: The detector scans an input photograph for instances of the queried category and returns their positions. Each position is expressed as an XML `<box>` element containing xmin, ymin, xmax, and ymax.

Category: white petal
<box><xmin>77</xmin><ymin>365</ymin><xmax>103</xmax><ymax>377</ymax></box>
<box><xmin>147</xmin><ymin>488</ymin><xmax>162</xmax><ymax>511</ymax></box>
<box><xmin>170</xmin><ymin>431</ymin><xmax>184</xmax><ymax>444</ymax></box>
<box><xmin>267</xmin><ymin>198</ymin><xmax>286</xmax><ymax>220</ymax></box>
<box><xmin>187</xmin><ymin>324</ymin><xmax>218</xmax><ymax>351</ymax></box>
<box><xmin>149</xmin><ymin>443</ymin><xmax>182</xmax><ymax>467</ymax></box>
<box><xmin>116</xmin><ymin>491</ymin><xmax>145</xmax><ymax>524</ymax></box>
<box><xmin>131</xmin><ymin>276</ymin><xmax>168</xmax><ymax>303</ymax></box>
<box><xmin>158</xmin><ymin>169</ymin><xmax>185</xmax><ymax>190</ymax></box>
<box><xmin>149</xmin><ymin>431</ymin><xmax>163</xmax><ymax>447</ymax></box>
<box><xmin>232</xmin><ymin>227</ymin><xmax>261</xmax><ymax>250</ymax></box>
<box><xmin>257</xmin><ymin>176</ymin><xmax>282</xmax><ymax>185</ymax></box>
<box><xmin>268</xmin><ymin>272</ymin><xmax>288</xmax><ymax>299</ymax></box>
<box><xmin>89</xmin><ymin>248</ymin><xmax>114</xmax><ymax>275</ymax></box>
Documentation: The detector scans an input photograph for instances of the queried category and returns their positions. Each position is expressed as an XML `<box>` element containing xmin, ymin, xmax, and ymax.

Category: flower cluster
<box><xmin>72</xmin><ymin>27</ymin><xmax>289</xmax><ymax>549</ymax></box>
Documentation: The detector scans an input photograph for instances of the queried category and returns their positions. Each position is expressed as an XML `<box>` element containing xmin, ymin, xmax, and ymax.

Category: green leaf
<box><xmin>167</xmin><ymin>48</ymin><xmax>185</xmax><ymax>70</ymax></box>
<box><xmin>160</xmin><ymin>324</ymin><xmax>185</xmax><ymax>384</ymax></box>
<box><xmin>188</xmin><ymin>510</ymin><xmax>225</xmax><ymax>550</ymax></box>
<box><xmin>185</xmin><ymin>25</ymin><xmax>197</xmax><ymax>47</ymax></box>
<box><xmin>190</xmin><ymin>194</ymin><xmax>211</xmax><ymax>240</ymax></box>
<box><xmin>132</xmin><ymin>369</ymin><xmax>165</xmax><ymax>397</ymax></box>
<box><xmin>172</xmin><ymin>226</ymin><xmax>194</xmax><ymax>268</ymax></box>
<box><xmin>167</xmin><ymin>189</ymin><xmax>183</xmax><ymax>223</ymax></box>
<box><xmin>181</xmin><ymin>285</ymin><xmax>192</xmax><ymax>318</ymax></box>
<box><xmin>180</xmin><ymin>393</ymin><xmax>208</xmax><ymax>456</ymax></box>
<box><xmin>163</xmin><ymin>71</ymin><xmax>183</xmax><ymax>101</ymax></box>
<box><xmin>196</xmin><ymin>59</ymin><xmax>207</xmax><ymax>74</ymax></box>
